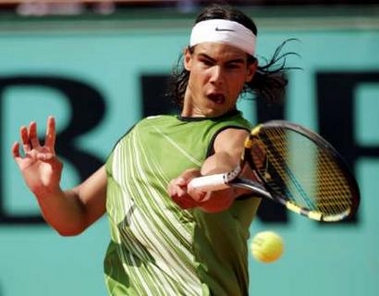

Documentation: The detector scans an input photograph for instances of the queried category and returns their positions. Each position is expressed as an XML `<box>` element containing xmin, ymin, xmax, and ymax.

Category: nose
<box><xmin>210</xmin><ymin>66</ymin><xmax>225</xmax><ymax>85</ymax></box>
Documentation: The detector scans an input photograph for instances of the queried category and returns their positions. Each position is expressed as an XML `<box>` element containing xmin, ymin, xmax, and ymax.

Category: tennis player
<box><xmin>12</xmin><ymin>3</ymin><xmax>292</xmax><ymax>295</ymax></box>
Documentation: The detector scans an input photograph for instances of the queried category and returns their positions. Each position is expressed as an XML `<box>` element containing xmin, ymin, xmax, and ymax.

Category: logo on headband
<box><xmin>215</xmin><ymin>27</ymin><xmax>235</xmax><ymax>32</ymax></box>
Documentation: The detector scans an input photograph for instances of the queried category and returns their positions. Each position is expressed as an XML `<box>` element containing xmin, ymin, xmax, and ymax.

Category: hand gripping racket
<box><xmin>188</xmin><ymin>120</ymin><xmax>360</xmax><ymax>222</ymax></box>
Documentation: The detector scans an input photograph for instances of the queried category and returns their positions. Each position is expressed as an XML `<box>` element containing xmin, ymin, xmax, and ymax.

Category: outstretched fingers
<box><xmin>11</xmin><ymin>141</ymin><xmax>21</xmax><ymax>160</ymax></box>
<box><xmin>15</xmin><ymin>116</ymin><xmax>57</xmax><ymax>161</ymax></box>
<box><xmin>20</xmin><ymin>125</ymin><xmax>31</xmax><ymax>152</ymax></box>
<box><xmin>44</xmin><ymin>116</ymin><xmax>56</xmax><ymax>152</ymax></box>
<box><xmin>28</xmin><ymin>121</ymin><xmax>41</xmax><ymax>149</ymax></box>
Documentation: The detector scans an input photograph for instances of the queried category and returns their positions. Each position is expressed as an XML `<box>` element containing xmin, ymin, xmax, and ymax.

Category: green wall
<box><xmin>0</xmin><ymin>10</ymin><xmax>378</xmax><ymax>296</ymax></box>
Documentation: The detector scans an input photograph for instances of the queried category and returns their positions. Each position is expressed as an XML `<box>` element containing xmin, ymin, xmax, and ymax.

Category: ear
<box><xmin>246</xmin><ymin>60</ymin><xmax>258</xmax><ymax>83</ymax></box>
<box><xmin>184</xmin><ymin>48</ymin><xmax>192</xmax><ymax>71</ymax></box>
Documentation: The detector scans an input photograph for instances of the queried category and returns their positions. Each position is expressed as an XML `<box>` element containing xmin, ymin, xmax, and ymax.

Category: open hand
<box><xmin>12</xmin><ymin>116</ymin><xmax>63</xmax><ymax>194</ymax></box>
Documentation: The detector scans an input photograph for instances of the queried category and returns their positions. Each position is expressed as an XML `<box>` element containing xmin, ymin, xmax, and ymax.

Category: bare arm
<box><xmin>168</xmin><ymin>128</ymin><xmax>251</xmax><ymax>212</ymax></box>
<box><xmin>34</xmin><ymin>166</ymin><xmax>107</xmax><ymax>236</ymax></box>
<box><xmin>12</xmin><ymin>116</ymin><xmax>106</xmax><ymax>236</ymax></box>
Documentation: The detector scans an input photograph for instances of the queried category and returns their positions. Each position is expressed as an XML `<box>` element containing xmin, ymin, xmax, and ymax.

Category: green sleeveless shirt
<box><xmin>104</xmin><ymin>112</ymin><xmax>261</xmax><ymax>296</ymax></box>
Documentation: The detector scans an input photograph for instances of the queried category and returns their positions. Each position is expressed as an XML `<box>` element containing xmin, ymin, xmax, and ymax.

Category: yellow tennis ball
<box><xmin>251</xmin><ymin>231</ymin><xmax>284</xmax><ymax>263</ymax></box>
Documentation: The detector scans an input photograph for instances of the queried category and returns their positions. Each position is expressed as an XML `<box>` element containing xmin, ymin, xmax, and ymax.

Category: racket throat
<box><xmin>234</xmin><ymin>180</ymin><xmax>272</xmax><ymax>199</ymax></box>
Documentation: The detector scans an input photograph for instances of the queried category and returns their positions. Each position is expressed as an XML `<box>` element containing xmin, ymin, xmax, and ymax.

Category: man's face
<box><xmin>182</xmin><ymin>42</ymin><xmax>257</xmax><ymax>118</ymax></box>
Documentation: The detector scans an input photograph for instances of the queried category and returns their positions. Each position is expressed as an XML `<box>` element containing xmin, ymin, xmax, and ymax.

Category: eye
<box><xmin>200</xmin><ymin>58</ymin><xmax>214</xmax><ymax>67</ymax></box>
<box><xmin>224</xmin><ymin>64</ymin><xmax>241</xmax><ymax>71</ymax></box>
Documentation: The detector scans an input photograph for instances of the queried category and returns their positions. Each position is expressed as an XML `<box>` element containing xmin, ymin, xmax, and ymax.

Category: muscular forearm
<box><xmin>200</xmin><ymin>151</ymin><xmax>238</xmax><ymax>175</ymax></box>
<box><xmin>35</xmin><ymin>166</ymin><xmax>107</xmax><ymax>235</ymax></box>
<box><xmin>34</xmin><ymin>187</ymin><xmax>89</xmax><ymax>236</ymax></box>
<box><xmin>195</xmin><ymin>152</ymin><xmax>239</xmax><ymax>212</ymax></box>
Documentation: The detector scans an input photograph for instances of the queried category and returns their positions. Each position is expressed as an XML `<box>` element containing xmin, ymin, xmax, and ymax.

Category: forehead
<box><xmin>193</xmin><ymin>42</ymin><xmax>248</xmax><ymax>61</ymax></box>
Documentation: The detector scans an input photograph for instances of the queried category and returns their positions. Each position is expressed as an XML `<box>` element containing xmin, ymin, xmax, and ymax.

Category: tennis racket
<box><xmin>188</xmin><ymin>120</ymin><xmax>360</xmax><ymax>222</ymax></box>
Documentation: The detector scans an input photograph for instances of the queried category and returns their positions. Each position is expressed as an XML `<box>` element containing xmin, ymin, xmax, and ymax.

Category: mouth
<box><xmin>207</xmin><ymin>93</ymin><xmax>226</xmax><ymax>105</ymax></box>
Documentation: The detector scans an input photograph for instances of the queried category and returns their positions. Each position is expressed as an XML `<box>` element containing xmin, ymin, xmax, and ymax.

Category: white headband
<box><xmin>190</xmin><ymin>19</ymin><xmax>256</xmax><ymax>56</ymax></box>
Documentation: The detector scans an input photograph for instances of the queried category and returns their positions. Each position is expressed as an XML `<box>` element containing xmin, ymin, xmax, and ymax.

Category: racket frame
<box><xmin>243</xmin><ymin>120</ymin><xmax>360</xmax><ymax>222</ymax></box>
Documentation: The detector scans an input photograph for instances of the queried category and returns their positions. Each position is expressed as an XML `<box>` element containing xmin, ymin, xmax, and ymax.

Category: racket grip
<box><xmin>188</xmin><ymin>174</ymin><xmax>229</xmax><ymax>191</ymax></box>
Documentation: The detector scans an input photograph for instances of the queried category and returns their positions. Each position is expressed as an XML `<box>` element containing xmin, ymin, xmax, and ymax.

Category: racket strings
<box><xmin>315</xmin><ymin>151</ymin><xmax>353</xmax><ymax>214</ymax></box>
<box><xmin>256</xmin><ymin>128</ymin><xmax>316</xmax><ymax>210</ymax></box>
<box><xmin>252</xmin><ymin>127</ymin><xmax>354</xmax><ymax>217</ymax></box>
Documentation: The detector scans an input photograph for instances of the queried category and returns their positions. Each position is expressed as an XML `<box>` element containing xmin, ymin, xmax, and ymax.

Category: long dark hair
<box><xmin>166</xmin><ymin>3</ymin><xmax>298</xmax><ymax>106</ymax></box>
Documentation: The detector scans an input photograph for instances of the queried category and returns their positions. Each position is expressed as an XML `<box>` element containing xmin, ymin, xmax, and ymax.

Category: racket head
<box><xmin>243</xmin><ymin>120</ymin><xmax>360</xmax><ymax>222</ymax></box>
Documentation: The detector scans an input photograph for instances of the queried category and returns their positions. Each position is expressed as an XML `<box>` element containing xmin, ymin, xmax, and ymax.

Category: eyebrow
<box><xmin>198</xmin><ymin>53</ymin><xmax>246</xmax><ymax>64</ymax></box>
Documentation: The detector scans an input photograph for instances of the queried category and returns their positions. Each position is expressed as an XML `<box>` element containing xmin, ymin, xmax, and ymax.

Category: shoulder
<box><xmin>204</xmin><ymin>111</ymin><xmax>252</xmax><ymax>156</ymax></box>
<box><xmin>212</xmin><ymin>111</ymin><xmax>252</xmax><ymax>143</ymax></box>
<box><xmin>136</xmin><ymin>114</ymin><xmax>178</xmax><ymax>128</ymax></box>
<box><xmin>213</xmin><ymin>128</ymin><xmax>250</xmax><ymax>154</ymax></box>
<box><xmin>212</xmin><ymin>110</ymin><xmax>252</xmax><ymax>131</ymax></box>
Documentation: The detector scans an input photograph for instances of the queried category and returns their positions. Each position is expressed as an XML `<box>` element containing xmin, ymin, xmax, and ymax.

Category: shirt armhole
<box><xmin>205</xmin><ymin>126</ymin><xmax>251</xmax><ymax>157</ymax></box>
